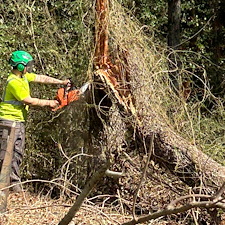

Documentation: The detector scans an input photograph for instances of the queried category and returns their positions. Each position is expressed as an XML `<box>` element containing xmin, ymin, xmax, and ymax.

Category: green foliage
<box><xmin>0</xmin><ymin>0</ymin><xmax>93</xmax><ymax>80</ymax></box>
<box><xmin>0</xmin><ymin>0</ymin><xmax>225</xmax><ymax>198</ymax></box>
<box><xmin>120</xmin><ymin>0</ymin><xmax>168</xmax><ymax>39</ymax></box>
<box><xmin>120</xmin><ymin>0</ymin><xmax>225</xmax><ymax>96</ymax></box>
<box><xmin>0</xmin><ymin>0</ymin><xmax>94</xmax><ymax>190</ymax></box>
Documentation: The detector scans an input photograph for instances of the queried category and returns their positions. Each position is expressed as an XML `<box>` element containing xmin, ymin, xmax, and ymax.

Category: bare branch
<box><xmin>105</xmin><ymin>169</ymin><xmax>123</xmax><ymax>178</ymax></box>
<box><xmin>212</xmin><ymin>181</ymin><xmax>225</xmax><ymax>202</ymax></box>
<box><xmin>58</xmin><ymin>164</ymin><xmax>109</xmax><ymax>225</ymax></box>
<box><xmin>132</xmin><ymin>134</ymin><xmax>154</xmax><ymax>220</ymax></box>
<box><xmin>167</xmin><ymin>194</ymin><xmax>212</xmax><ymax>209</ymax></box>
<box><xmin>122</xmin><ymin>200</ymin><xmax>225</xmax><ymax>225</ymax></box>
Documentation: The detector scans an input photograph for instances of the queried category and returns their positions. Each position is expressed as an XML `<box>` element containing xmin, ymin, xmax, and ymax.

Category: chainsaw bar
<box><xmin>79</xmin><ymin>82</ymin><xmax>90</xmax><ymax>94</ymax></box>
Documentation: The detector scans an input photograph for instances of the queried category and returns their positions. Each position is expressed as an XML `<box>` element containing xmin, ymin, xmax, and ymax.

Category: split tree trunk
<box><xmin>93</xmin><ymin>0</ymin><xmax>225</xmax><ymax>191</ymax></box>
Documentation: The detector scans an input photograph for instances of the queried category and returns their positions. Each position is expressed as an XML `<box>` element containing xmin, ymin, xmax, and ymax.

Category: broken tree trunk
<box><xmin>95</xmin><ymin>68</ymin><xmax>225</xmax><ymax>188</ymax></box>
<box><xmin>93</xmin><ymin>0</ymin><xmax>225</xmax><ymax>189</ymax></box>
<box><xmin>94</xmin><ymin>0</ymin><xmax>110</xmax><ymax>68</ymax></box>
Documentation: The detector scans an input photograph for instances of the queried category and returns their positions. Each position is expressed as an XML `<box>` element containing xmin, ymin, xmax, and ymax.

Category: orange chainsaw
<box><xmin>52</xmin><ymin>80</ymin><xmax>90</xmax><ymax>111</ymax></box>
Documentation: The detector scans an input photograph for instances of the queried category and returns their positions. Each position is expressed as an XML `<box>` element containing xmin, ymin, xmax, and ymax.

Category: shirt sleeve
<box><xmin>8</xmin><ymin>80</ymin><xmax>30</xmax><ymax>101</ymax></box>
<box><xmin>25</xmin><ymin>72</ymin><xmax>37</xmax><ymax>82</ymax></box>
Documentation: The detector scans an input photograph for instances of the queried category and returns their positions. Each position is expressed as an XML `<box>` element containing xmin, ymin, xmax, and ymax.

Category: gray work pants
<box><xmin>0</xmin><ymin>119</ymin><xmax>25</xmax><ymax>184</ymax></box>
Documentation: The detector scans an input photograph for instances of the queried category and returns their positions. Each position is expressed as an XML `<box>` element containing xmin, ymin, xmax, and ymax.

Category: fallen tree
<box><xmin>60</xmin><ymin>0</ymin><xmax>225</xmax><ymax>224</ymax></box>
<box><xmin>93</xmin><ymin>0</ymin><xmax>225</xmax><ymax>188</ymax></box>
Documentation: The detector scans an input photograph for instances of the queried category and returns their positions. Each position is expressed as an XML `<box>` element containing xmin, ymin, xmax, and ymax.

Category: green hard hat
<box><xmin>9</xmin><ymin>50</ymin><xmax>33</xmax><ymax>68</ymax></box>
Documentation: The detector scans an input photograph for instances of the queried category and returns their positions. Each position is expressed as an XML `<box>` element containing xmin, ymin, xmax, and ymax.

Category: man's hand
<box><xmin>49</xmin><ymin>100</ymin><xmax>59</xmax><ymax>109</ymax></box>
<box><xmin>62</xmin><ymin>79</ymin><xmax>71</xmax><ymax>86</ymax></box>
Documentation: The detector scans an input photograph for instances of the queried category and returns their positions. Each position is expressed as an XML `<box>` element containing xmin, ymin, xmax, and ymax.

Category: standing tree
<box><xmin>168</xmin><ymin>0</ymin><xmax>182</xmax><ymax>94</ymax></box>
<box><xmin>168</xmin><ymin>0</ymin><xmax>181</xmax><ymax>49</ymax></box>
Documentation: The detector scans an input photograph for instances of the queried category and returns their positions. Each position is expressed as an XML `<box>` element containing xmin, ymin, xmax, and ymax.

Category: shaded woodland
<box><xmin>0</xmin><ymin>0</ymin><xmax>225</xmax><ymax>224</ymax></box>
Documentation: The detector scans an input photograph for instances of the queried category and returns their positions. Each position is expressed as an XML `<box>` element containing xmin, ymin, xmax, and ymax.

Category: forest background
<box><xmin>0</xmin><ymin>0</ymin><xmax>225</xmax><ymax>224</ymax></box>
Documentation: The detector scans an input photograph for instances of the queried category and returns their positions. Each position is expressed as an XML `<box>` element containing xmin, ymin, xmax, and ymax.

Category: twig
<box><xmin>132</xmin><ymin>134</ymin><xmax>154</xmax><ymax>221</ymax></box>
<box><xmin>212</xmin><ymin>181</ymin><xmax>225</xmax><ymax>202</ymax></box>
<box><xmin>105</xmin><ymin>169</ymin><xmax>123</xmax><ymax>178</ymax></box>
<box><xmin>117</xmin><ymin>189</ymin><xmax>125</xmax><ymax>218</ymax></box>
<box><xmin>0</xmin><ymin>179</ymin><xmax>79</xmax><ymax>196</ymax></box>
<box><xmin>57</xmin><ymin>142</ymin><xmax>69</xmax><ymax>160</ymax></box>
<box><xmin>173</xmin><ymin>15</ymin><xmax>214</xmax><ymax>49</ymax></box>
<box><xmin>167</xmin><ymin>194</ymin><xmax>211</xmax><ymax>209</ymax></box>
<box><xmin>60</xmin><ymin>152</ymin><xmax>93</xmax><ymax>195</ymax></box>
<box><xmin>14</xmin><ymin>204</ymin><xmax>71</xmax><ymax>211</ymax></box>
<box><xmin>87</xmin><ymin>194</ymin><xmax>118</xmax><ymax>201</ymax></box>
<box><xmin>192</xmin><ymin>208</ymin><xmax>199</xmax><ymax>225</ymax></box>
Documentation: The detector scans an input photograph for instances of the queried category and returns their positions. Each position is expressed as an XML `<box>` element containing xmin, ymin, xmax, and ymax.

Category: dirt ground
<box><xmin>0</xmin><ymin>191</ymin><xmax>133</xmax><ymax>225</ymax></box>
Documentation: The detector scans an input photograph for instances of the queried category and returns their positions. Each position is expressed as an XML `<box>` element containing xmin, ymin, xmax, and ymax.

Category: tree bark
<box><xmin>151</xmin><ymin>127</ymin><xmax>225</xmax><ymax>187</ymax></box>
<box><xmin>95</xmin><ymin>68</ymin><xmax>225</xmax><ymax>189</ymax></box>
<box><xmin>93</xmin><ymin>0</ymin><xmax>225</xmax><ymax>192</ymax></box>
<box><xmin>168</xmin><ymin>0</ymin><xmax>181</xmax><ymax>49</ymax></box>
<box><xmin>168</xmin><ymin>0</ymin><xmax>182</xmax><ymax>93</ymax></box>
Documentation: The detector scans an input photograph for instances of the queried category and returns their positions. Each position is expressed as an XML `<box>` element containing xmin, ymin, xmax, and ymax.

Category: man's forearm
<box><xmin>34</xmin><ymin>75</ymin><xmax>64</xmax><ymax>84</ymax></box>
<box><xmin>23</xmin><ymin>97</ymin><xmax>52</xmax><ymax>107</ymax></box>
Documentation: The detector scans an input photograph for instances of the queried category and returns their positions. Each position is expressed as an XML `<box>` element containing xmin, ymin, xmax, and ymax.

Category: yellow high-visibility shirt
<box><xmin>0</xmin><ymin>72</ymin><xmax>36</xmax><ymax>122</ymax></box>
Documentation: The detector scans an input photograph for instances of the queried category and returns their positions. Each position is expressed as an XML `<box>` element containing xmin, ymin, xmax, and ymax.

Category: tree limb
<box><xmin>122</xmin><ymin>199</ymin><xmax>225</xmax><ymax>225</ymax></box>
<box><xmin>58</xmin><ymin>163</ymin><xmax>109</xmax><ymax>225</ymax></box>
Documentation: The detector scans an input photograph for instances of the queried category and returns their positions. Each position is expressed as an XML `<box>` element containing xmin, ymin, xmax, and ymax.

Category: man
<box><xmin>0</xmin><ymin>50</ymin><xmax>69</xmax><ymax>192</ymax></box>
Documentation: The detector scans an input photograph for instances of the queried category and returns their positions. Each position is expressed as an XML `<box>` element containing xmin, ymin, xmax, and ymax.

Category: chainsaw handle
<box><xmin>64</xmin><ymin>78</ymin><xmax>73</xmax><ymax>96</ymax></box>
<box><xmin>66</xmin><ymin>78</ymin><xmax>73</xmax><ymax>86</ymax></box>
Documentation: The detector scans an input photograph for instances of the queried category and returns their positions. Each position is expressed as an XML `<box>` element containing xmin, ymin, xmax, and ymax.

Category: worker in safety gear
<box><xmin>0</xmin><ymin>50</ymin><xmax>69</xmax><ymax>192</ymax></box>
